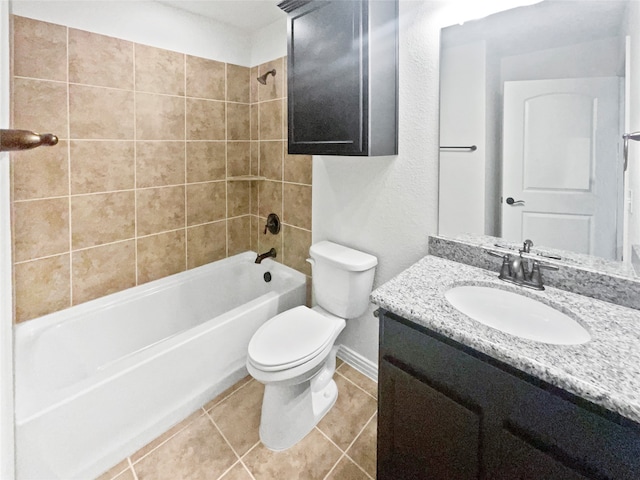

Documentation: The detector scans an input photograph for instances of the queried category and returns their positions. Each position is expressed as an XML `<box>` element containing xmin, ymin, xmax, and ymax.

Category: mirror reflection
<box><xmin>438</xmin><ymin>0</ymin><xmax>631</xmax><ymax>262</ymax></box>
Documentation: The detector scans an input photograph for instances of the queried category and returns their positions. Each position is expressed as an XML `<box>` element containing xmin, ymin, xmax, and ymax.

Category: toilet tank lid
<box><xmin>309</xmin><ymin>241</ymin><xmax>377</xmax><ymax>272</ymax></box>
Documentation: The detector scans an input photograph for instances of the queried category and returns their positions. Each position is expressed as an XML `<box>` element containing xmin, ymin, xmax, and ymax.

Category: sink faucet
<box><xmin>255</xmin><ymin>248</ymin><xmax>277</xmax><ymax>264</ymax></box>
<box><xmin>487</xmin><ymin>240</ymin><xmax>558</xmax><ymax>290</ymax></box>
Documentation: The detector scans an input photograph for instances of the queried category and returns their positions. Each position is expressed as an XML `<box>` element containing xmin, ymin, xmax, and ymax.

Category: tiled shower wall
<box><xmin>10</xmin><ymin>16</ymin><xmax>312</xmax><ymax>323</ymax></box>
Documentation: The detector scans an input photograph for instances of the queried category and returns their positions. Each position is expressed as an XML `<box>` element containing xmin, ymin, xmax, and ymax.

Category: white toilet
<box><xmin>246</xmin><ymin>240</ymin><xmax>377</xmax><ymax>451</ymax></box>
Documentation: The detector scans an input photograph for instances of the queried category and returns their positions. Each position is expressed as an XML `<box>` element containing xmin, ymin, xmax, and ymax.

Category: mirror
<box><xmin>438</xmin><ymin>0</ymin><xmax>633</xmax><ymax>264</ymax></box>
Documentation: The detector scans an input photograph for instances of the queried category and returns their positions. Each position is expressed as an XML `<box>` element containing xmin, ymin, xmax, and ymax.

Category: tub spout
<box><xmin>255</xmin><ymin>248</ymin><xmax>277</xmax><ymax>264</ymax></box>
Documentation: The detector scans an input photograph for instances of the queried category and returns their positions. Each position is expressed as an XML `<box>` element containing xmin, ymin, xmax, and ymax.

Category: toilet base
<box><xmin>258</xmin><ymin>347</ymin><xmax>339</xmax><ymax>451</ymax></box>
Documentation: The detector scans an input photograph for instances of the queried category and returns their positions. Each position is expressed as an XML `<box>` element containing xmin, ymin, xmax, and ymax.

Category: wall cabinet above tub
<box><xmin>277</xmin><ymin>0</ymin><xmax>398</xmax><ymax>156</ymax></box>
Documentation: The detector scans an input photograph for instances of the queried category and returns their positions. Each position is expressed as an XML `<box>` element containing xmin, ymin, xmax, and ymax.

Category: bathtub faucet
<box><xmin>255</xmin><ymin>248</ymin><xmax>277</xmax><ymax>264</ymax></box>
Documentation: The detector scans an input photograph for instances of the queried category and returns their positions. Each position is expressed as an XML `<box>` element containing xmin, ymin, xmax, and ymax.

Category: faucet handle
<box><xmin>520</xmin><ymin>239</ymin><xmax>534</xmax><ymax>253</ymax></box>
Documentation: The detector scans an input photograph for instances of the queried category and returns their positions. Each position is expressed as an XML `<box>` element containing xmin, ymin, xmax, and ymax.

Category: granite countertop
<box><xmin>370</xmin><ymin>255</ymin><xmax>640</xmax><ymax>425</ymax></box>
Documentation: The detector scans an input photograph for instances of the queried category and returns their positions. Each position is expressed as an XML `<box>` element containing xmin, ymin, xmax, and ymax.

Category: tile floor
<box><xmin>97</xmin><ymin>360</ymin><xmax>377</xmax><ymax>480</ymax></box>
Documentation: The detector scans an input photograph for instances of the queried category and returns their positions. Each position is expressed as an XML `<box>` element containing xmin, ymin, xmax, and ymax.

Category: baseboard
<box><xmin>336</xmin><ymin>344</ymin><xmax>378</xmax><ymax>382</ymax></box>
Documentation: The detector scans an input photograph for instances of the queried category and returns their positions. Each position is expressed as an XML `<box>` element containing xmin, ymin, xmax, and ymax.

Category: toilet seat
<box><xmin>248</xmin><ymin>306</ymin><xmax>342</xmax><ymax>372</ymax></box>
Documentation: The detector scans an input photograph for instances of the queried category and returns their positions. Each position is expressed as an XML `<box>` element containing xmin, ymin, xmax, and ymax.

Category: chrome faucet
<box><xmin>487</xmin><ymin>240</ymin><xmax>558</xmax><ymax>290</ymax></box>
<box><xmin>255</xmin><ymin>248</ymin><xmax>277</xmax><ymax>264</ymax></box>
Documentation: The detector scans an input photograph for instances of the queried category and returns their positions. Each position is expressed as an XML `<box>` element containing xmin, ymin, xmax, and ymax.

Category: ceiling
<box><xmin>158</xmin><ymin>0</ymin><xmax>285</xmax><ymax>31</ymax></box>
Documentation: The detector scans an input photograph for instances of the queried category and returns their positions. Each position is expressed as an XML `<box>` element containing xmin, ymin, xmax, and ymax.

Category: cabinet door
<box><xmin>378</xmin><ymin>359</ymin><xmax>482</xmax><ymax>480</ymax></box>
<box><xmin>287</xmin><ymin>1</ymin><xmax>367</xmax><ymax>155</ymax></box>
<box><xmin>494</xmin><ymin>428</ymin><xmax>591</xmax><ymax>480</ymax></box>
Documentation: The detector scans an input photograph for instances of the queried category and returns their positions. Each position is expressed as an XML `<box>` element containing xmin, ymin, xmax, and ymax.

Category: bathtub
<box><xmin>14</xmin><ymin>252</ymin><xmax>306</xmax><ymax>480</ymax></box>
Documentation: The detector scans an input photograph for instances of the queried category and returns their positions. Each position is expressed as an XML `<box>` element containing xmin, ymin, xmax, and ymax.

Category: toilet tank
<box><xmin>309</xmin><ymin>241</ymin><xmax>378</xmax><ymax>319</ymax></box>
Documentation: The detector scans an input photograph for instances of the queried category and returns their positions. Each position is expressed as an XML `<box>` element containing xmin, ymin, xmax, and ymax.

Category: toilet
<box><xmin>246</xmin><ymin>240</ymin><xmax>377</xmax><ymax>451</ymax></box>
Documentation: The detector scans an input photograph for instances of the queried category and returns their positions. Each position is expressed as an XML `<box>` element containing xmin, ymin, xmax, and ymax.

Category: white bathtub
<box><xmin>14</xmin><ymin>252</ymin><xmax>306</xmax><ymax>480</ymax></box>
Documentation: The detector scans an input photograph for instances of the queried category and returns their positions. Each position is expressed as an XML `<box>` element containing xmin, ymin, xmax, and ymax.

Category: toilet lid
<box><xmin>248</xmin><ymin>306</ymin><xmax>339</xmax><ymax>370</ymax></box>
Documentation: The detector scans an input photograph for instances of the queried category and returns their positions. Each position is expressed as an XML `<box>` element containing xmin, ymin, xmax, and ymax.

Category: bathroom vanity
<box><xmin>372</xmin><ymin>248</ymin><xmax>640</xmax><ymax>480</ymax></box>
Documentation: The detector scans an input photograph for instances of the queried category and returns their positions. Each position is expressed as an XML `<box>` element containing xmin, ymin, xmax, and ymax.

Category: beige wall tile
<box><xmin>227</xmin><ymin>64</ymin><xmax>250</xmax><ymax>103</ymax></box>
<box><xmin>72</xmin><ymin>240</ymin><xmax>136</xmax><ymax>304</ymax></box>
<box><xmin>250</xmin><ymin>215</ymin><xmax>259</xmax><ymax>252</ymax></box>
<box><xmin>13</xmin><ymin>77</ymin><xmax>67</xmax><ymax>138</ymax></box>
<box><xmin>250</xmin><ymin>104</ymin><xmax>258</xmax><ymax>140</ymax></box>
<box><xmin>12</xmin><ymin>141</ymin><xmax>68</xmax><ymax>200</ymax></box>
<box><xmin>259</xmin><ymin>100</ymin><xmax>283</xmax><ymax>140</ymax></box>
<box><xmin>282</xmin><ymin>224</ymin><xmax>311</xmax><ymax>276</ymax></box>
<box><xmin>69</xmin><ymin>84</ymin><xmax>134</xmax><ymax>139</ymax></box>
<box><xmin>137</xmin><ymin>229</ymin><xmax>186</xmax><ymax>284</ymax></box>
<box><xmin>13</xmin><ymin>197</ymin><xmax>69</xmax><ymax>262</ymax></box>
<box><xmin>70</xmin><ymin>141</ymin><xmax>134</xmax><ymax>194</ymax></box>
<box><xmin>284</xmin><ymin>152</ymin><xmax>312</xmax><ymax>185</ymax></box>
<box><xmin>283</xmin><ymin>183</ymin><xmax>311</xmax><ymax>230</ymax></box>
<box><xmin>136</xmin><ymin>93</ymin><xmax>185</xmax><ymax>141</ymax></box>
<box><xmin>187</xmin><ymin>221</ymin><xmax>226</xmax><ymax>269</ymax></box>
<box><xmin>250</xmin><ymin>180</ymin><xmax>258</xmax><ymax>216</ymax></box>
<box><xmin>258</xmin><ymin>57</ymin><xmax>284</xmax><ymax>102</ymax></box>
<box><xmin>13</xmin><ymin>16</ymin><xmax>67</xmax><ymax>82</ymax></box>
<box><xmin>258</xmin><ymin>180</ymin><xmax>282</xmax><ymax>219</ymax></box>
<box><xmin>186</xmin><ymin>142</ymin><xmax>225</xmax><ymax>182</ymax></box>
<box><xmin>186</xmin><ymin>98</ymin><xmax>225</xmax><ymax>140</ymax></box>
<box><xmin>69</xmin><ymin>28</ymin><xmax>133</xmax><ymax>89</ymax></box>
<box><xmin>14</xmin><ymin>254</ymin><xmax>70</xmax><ymax>322</ymax></box>
<box><xmin>227</xmin><ymin>181</ymin><xmax>251</xmax><ymax>218</ymax></box>
<box><xmin>228</xmin><ymin>103</ymin><xmax>250</xmax><ymax>141</ymax></box>
<box><xmin>186</xmin><ymin>181</ymin><xmax>226</xmax><ymax>226</ymax></box>
<box><xmin>228</xmin><ymin>215</ymin><xmax>251</xmax><ymax>256</ymax></box>
<box><xmin>71</xmin><ymin>191</ymin><xmax>135</xmax><ymax>249</ymax></box>
<box><xmin>136</xmin><ymin>141</ymin><xmax>185</xmax><ymax>188</ymax></box>
<box><xmin>250</xmin><ymin>66</ymin><xmax>259</xmax><ymax>104</ymax></box>
<box><xmin>136</xmin><ymin>186</ymin><xmax>185</xmax><ymax>236</ymax></box>
<box><xmin>250</xmin><ymin>142</ymin><xmax>259</xmax><ymax>176</ymax></box>
<box><xmin>257</xmin><ymin>222</ymin><xmax>283</xmax><ymax>263</ymax></box>
<box><xmin>135</xmin><ymin>44</ymin><xmax>184</xmax><ymax>96</ymax></box>
<box><xmin>186</xmin><ymin>56</ymin><xmax>225</xmax><ymax>100</ymax></box>
<box><xmin>259</xmin><ymin>141</ymin><xmax>283</xmax><ymax>181</ymax></box>
<box><xmin>227</xmin><ymin>142</ymin><xmax>250</xmax><ymax>177</ymax></box>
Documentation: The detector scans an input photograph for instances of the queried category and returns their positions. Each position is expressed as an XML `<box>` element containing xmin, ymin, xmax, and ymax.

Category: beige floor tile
<box><xmin>95</xmin><ymin>459</ymin><xmax>129</xmax><ymax>480</ymax></box>
<box><xmin>113</xmin><ymin>467</ymin><xmax>136</xmax><ymax>480</ymax></box>
<box><xmin>347</xmin><ymin>414</ymin><xmax>377</xmax><ymax>478</ymax></box>
<box><xmin>133</xmin><ymin>414</ymin><xmax>237</xmax><ymax>480</ymax></box>
<box><xmin>219</xmin><ymin>461</ymin><xmax>253</xmax><ymax>480</ymax></box>
<box><xmin>131</xmin><ymin>410</ymin><xmax>204</xmax><ymax>463</ymax></box>
<box><xmin>317</xmin><ymin>375</ymin><xmax>378</xmax><ymax>451</ymax></box>
<box><xmin>209</xmin><ymin>379</ymin><xmax>264</xmax><ymax>456</ymax></box>
<box><xmin>326</xmin><ymin>456</ymin><xmax>371</xmax><ymax>480</ymax></box>
<box><xmin>242</xmin><ymin>428</ymin><xmax>341</xmax><ymax>480</ymax></box>
<box><xmin>203</xmin><ymin>376</ymin><xmax>253</xmax><ymax>411</ymax></box>
<box><xmin>338</xmin><ymin>364</ymin><xmax>378</xmax><ymax>399</ymax></box>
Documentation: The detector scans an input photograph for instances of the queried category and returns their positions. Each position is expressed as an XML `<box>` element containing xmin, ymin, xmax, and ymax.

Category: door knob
<box><xmin>506</xmin><ymin>197</ymin><xmax>525</xmax><ymax>206</ymax></box>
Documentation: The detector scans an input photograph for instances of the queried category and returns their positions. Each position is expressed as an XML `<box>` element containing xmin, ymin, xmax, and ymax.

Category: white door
<box><xmin>502</xmin><ymin>77</ymin><xmax>621</xmax><ymax>259</ymax></box>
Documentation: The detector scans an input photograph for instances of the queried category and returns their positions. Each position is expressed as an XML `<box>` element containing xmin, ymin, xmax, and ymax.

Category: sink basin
<box><xmin>445</xmin><ymin>285</ymin><xmax>590</xmax><ymax>345</ymax></box>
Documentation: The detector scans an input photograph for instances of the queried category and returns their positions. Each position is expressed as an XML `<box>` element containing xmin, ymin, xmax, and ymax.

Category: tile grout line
<box><xmin>335</xmin><ymin>368</ymin><xmax>378</xmax><ymax>401</ymax></box>
<box><xmin>126</xmin><ymin>457</ymin><xmax>139</xmax><ymax>480</ymax></box>
<box><xmin>341</xmin><ymin>410</ymin><xmax>378</xmax><ymax>480</ymax></box>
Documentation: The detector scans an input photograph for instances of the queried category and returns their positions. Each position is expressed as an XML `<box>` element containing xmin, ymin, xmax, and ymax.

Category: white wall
<box><xmin>439</xmin><ymin>41</ymin><xmax>487</xmax><ymax>238</ymax></box>
<box><xmin>11</xmin><ymin>0</ymin><xmax>253</xmax><ymax>65</ymax></box>
<box><xmin>314</xmin><ymin>1</ymin><xmax>449</xmax><ymax>364</ymax></box>
<box><xmin>627</xmin><ymin>1</ymin><xmax>640</xmax><ymax>253</ymax></box>
<box><xmin>250</xmin><ymin>17</ymin><xmax>287</xmax><ymax>66</ymax></box>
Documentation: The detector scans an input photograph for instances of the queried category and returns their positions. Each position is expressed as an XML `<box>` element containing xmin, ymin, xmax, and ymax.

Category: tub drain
<box><xmin>263</xmin><ymin>272</ymin><xmax>272</xmax><ymax>282</ymax></box>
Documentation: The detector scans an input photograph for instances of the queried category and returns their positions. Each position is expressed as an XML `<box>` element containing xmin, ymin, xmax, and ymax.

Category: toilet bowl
<box><xmin>246</xmin><ymin>241</ymin><xmax>377</xmax><ymax>451</ymax></box>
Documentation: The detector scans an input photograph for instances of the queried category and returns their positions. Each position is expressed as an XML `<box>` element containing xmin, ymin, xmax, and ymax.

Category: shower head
<box><xmin>257</xmin><ymin>69</ymin><xmax>276</xmax><ymax>85</ymax></box>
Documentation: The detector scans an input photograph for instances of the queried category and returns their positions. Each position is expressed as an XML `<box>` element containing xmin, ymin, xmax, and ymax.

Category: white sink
<box><xmin>445</xmin><ymin>285</ymin><xmax>590</xmax><ymax>345</ymax></box>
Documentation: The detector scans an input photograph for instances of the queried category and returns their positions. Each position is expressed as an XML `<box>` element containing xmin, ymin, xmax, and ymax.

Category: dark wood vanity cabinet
<box><xmin>277</xmin><ymin>0</ymin><xmax>398</xmax><ymax>156</ymax></box>
<box><xmin>378</xmin><ymin>310</ymin><xmax>640</xmax><ymax>480</ymax></box>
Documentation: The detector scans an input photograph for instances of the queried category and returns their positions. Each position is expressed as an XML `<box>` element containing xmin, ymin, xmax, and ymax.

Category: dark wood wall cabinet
<box><xmin>377</xmin><ymin>310</ymin><xmax>640</xmax><ymax>480</ymax></box>
<box><xmin>277</xmin><ymin>0</ymin><xmax>398</xmax><ymax>156</ymax></box>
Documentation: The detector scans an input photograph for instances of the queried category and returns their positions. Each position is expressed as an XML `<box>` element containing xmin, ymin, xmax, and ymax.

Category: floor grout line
<box><xmin>335</xmin><ymin>368</ymin><xmax>378</xmax><ymax>401</ymax></box>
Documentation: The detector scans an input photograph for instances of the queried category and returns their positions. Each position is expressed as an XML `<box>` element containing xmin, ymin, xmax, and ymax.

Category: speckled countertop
<box><xmin>371</xmin><ymin>255</ymin><xmax>640</xmax><ymax>425</ymax></box>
